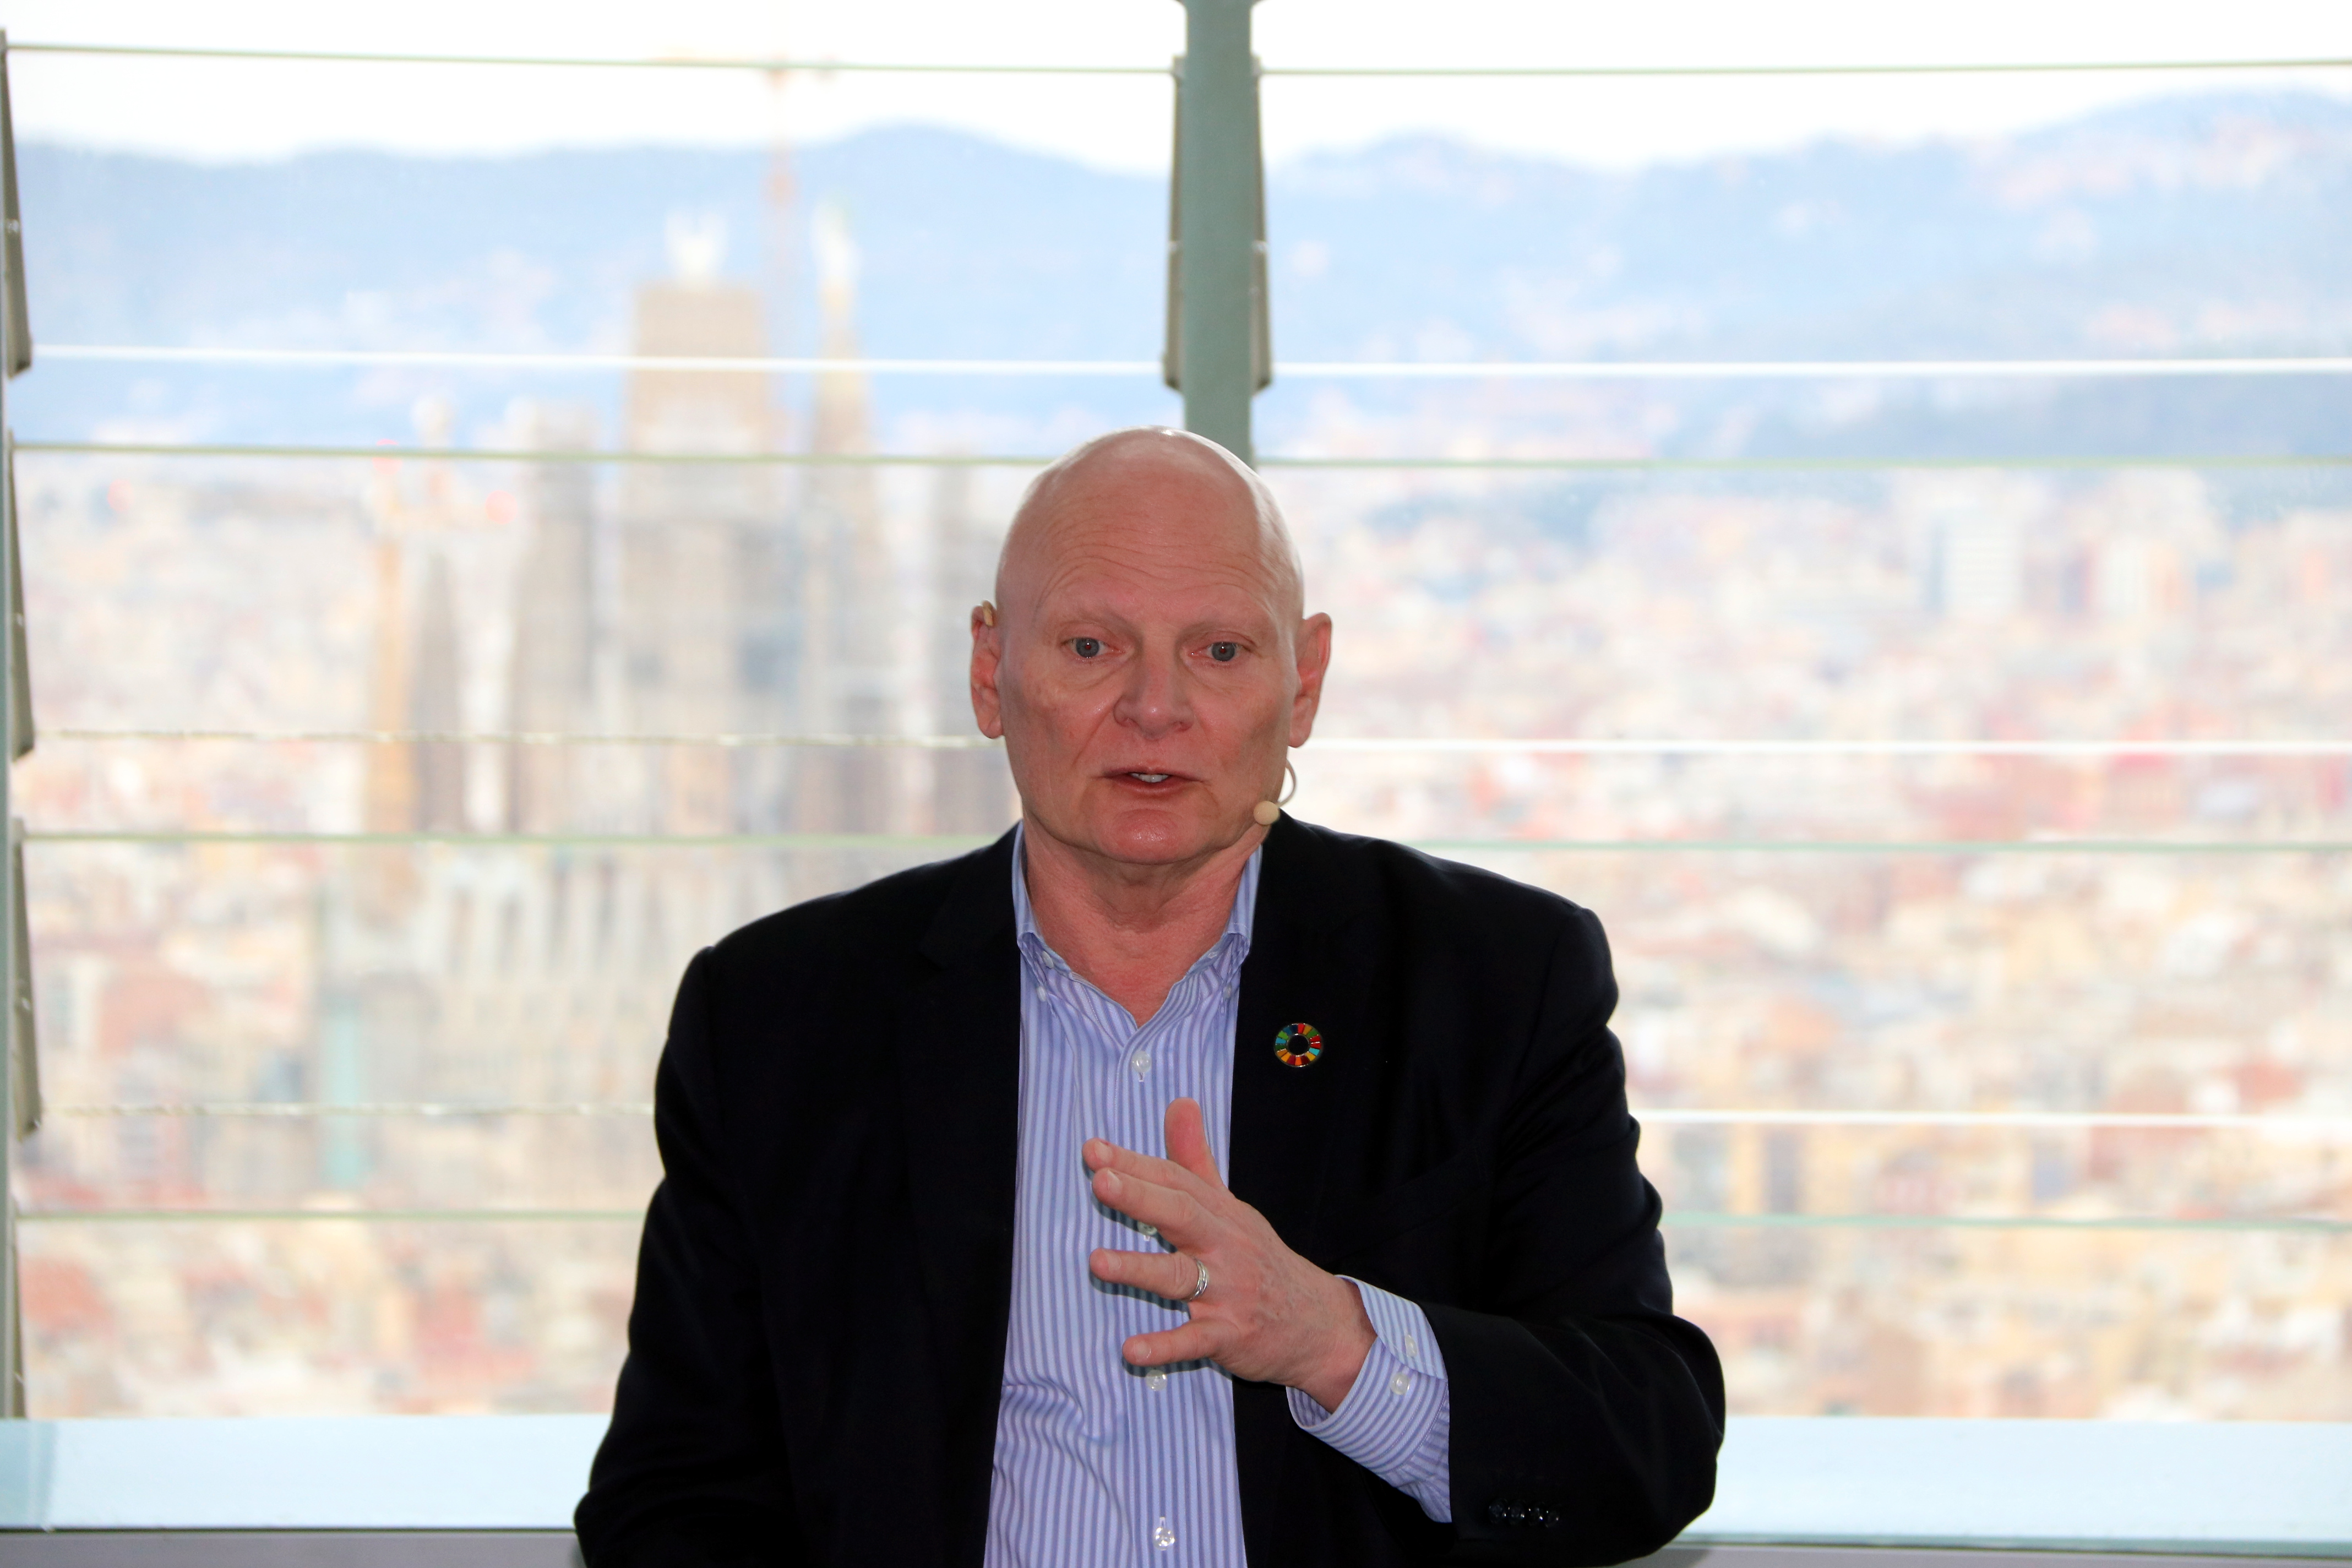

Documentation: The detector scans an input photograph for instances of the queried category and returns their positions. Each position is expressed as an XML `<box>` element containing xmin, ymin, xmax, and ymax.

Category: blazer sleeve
<box><xmin>575</xmin><ymin>948</ymin><xmax>803</xmax><ymax>1567</ymax></box>
<box><xmin>1425</xmin><ymin>905</ymin><xmax>1727</xmax><ymax>1566</ymax></box>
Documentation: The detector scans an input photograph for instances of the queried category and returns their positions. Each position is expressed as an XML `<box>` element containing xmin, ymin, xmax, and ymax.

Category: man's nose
<box><xmin>1112</xmin><ymin>645</ymin><xmax>1194</xmax><ymax>737</ymax></box>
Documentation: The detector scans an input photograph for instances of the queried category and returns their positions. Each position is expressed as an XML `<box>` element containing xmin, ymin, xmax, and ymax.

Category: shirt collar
<box><xmin>1010</xmin><ymin>820</ymin><xmax>1261</xmax><ymax>974</ymax></box>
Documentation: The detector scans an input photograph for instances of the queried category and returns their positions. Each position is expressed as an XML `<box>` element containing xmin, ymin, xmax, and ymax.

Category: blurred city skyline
<box><xmin>21</xmin><ymin>89</ymin><xmax>2352</xmax><ymax>465</ymax></box>
<box><xmin>4</xmin><ymin>51</ymin><xmax>2346</xmax><ymax>1423</ymax></box>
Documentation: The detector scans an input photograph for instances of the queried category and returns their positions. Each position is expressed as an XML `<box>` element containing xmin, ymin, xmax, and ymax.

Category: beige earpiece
<box><xmin>977</xmin><ymin>601</ymin><xmax>997</xmax><ymax>627</ymax></box>
<box><xmin>1253</xmin><ymin>760</ymin><xmax>1299</xmax><ymax>827</ymax></box>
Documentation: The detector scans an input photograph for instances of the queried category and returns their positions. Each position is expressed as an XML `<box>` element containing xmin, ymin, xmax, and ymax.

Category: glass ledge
<box><xmin>0</xmin><ymin>1414</ymin><xmax>2344</xmax><ymax>1554</ymax></box>
<box><xmin>0</xmin><ymin>1415</ymin><xmax>603</xmax><ymax>1532</ymax></box>
<box><xmin>1692</xmin><ymin>1418</ymin><xmax>2352</xmax><ymax>1556</ymax></box>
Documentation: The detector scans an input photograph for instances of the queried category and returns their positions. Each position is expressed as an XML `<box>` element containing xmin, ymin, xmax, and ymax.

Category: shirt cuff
<box><xmin>1285</xmin><ymin>1278</ymin><xmax>1452</xmax><ymax>1522</ymax></box>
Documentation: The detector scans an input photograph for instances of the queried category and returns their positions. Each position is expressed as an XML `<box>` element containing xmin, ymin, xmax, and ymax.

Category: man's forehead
<box><xmin>1030</xmin><ymin>502</ymin><xmax>1276</xmax><ymax>571</ymax></box>
<box><xmin>1027</xmin><ymin>538</ymin><xmax>1284</xmax><ymax>622</ymax></box>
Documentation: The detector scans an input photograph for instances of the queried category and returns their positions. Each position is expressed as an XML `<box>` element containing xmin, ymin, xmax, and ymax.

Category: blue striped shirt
<box><xmin>984</xmin><ymin>827</ymin><xmax>1451</xmax><ymax>1566</ymax></box>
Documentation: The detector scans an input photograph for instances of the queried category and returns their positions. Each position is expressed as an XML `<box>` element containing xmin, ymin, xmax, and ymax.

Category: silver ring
<box><xmin>1184</xmin><ymin>1256</ymin><xmax>1210</xmax><ymax>1303</ymax></box>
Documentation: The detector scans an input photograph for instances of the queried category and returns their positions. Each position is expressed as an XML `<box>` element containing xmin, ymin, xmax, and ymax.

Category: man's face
<box><xmin>972</xmin><ymin>448</ymin><xmax>1330</xmax><ymax>869</ymax></box>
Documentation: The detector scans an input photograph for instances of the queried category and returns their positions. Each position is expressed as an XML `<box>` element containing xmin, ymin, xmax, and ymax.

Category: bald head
<box><xmin>967</xmin><ymin>425</ymin><xmax>1332</xmax><ymax>874</ymax></box>
<box><xmin>997</xmin><ymin>427</ymin><xmax>1304</xmax><ymax>624</ymax></box>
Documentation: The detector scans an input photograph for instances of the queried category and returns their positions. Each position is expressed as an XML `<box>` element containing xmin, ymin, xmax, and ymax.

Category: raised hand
<box><xmin>1085</xmin><ymin>1097</ymin><xmax>1376</xmax><ymax>1412</ymax></box>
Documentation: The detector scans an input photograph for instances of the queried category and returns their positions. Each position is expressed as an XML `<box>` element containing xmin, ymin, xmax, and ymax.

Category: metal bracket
<box><xmin>0</xmin><ymin>26</ymin><xmax>30</xmax><ymax>1420</ymax></box>
<box><xmin>1163</xmin><ymin>1</ymin><xmax>1270</xmax><ymax>465</ymax></box>
<box><xmin>1161</xmin><ymin>54</ymin><xmax>1272</xmax><ymax>403</ymax></box>
<box><xmin>3</xmin><ymin>814</ymin><xmax>23</xmax><ymax>1418</ymax></box>
<box><xmin>7</xmin><ymin>439</ymin><xmax>26</xmax><ymax>763</ymax></box>
<box><xmin>0</xmin><ymin>30</ymin><xmax>26</xmax><ymax>378</ymax></box>
<box><xmin>10</xmin><ymin>819</ymin><xmax>34</xmax><ymax>1142</ymax></box>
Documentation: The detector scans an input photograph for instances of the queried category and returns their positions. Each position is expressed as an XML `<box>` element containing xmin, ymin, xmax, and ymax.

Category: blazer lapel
<box><xmin>892</xmin><ymin>829</ymin><xmax>1022</xmax><ymax>1566</ymax></box>
<box><xmin>1228</xmin><ymin>815</ymin><xmax>1380</xmax><ymax>1268</ymax></box>
<box><xmin>1228</xmin><ymin>816</ymin><xmax>1391</xmax><ymax>1568</ymax></box>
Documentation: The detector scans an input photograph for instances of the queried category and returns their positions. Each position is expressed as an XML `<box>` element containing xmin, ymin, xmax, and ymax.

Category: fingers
<box><xmin>1090</xmin><ymin>1166</ymin><xmax>1204</xmax><ymax>1243</ymax></box>
<box><xmin>1082</xmin><ymin>1098</ymin><xmax>1225</xmax><ymax>1195</ymax></box>
<box><xmin>1123</xmin><ymin>1320</ymin><xmax>1219</xmax><ymax>1369</ymax></box>
<box><xmin>1084</xmin><ymin>1136</ymin><xmax>1197</xmax><ymax>1193</ymax></box>
<box><xmin>1086</xmin><ymin>1104</ymin><xmax>1221</xmax><ymax>1189</ymax></box>
<box><xmin>1163</xmin><ymin>1097</ymin><xmax>1223</xmax><ymax>1189</ymax></box>
<box><xmin>1086</xmin><ymin>1140</ymin><xmax>1215</xmax><ymax>1224</ymax></box>
<box><xmin>1089</xmin><ymin>1245</ymin><xmax>1200</xmax><ymax>1302</ymax></box>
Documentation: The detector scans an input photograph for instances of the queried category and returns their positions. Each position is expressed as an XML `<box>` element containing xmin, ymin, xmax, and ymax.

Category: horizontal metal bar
<box><xmin>1643</xmin><ymin>1110</ymin><xmax>2352</xmax><ymax>1134</ymax></box>
<box><xmin>1259</xmin><ymin>454</ymin><xmax>2352</xmax><ymax>472</ymax></box>
<box><xmin>40</xmin><ymin>347</ymin><xmax>2352</xmax><ymax>379</ymax></box>
<box><xmin>19</xmin><ymin>1207</ymin><xmax>2344</xmax><ymax>1232</ymax></box>
<box><xmin>41</xmin><ymin>346</ymin><xmax>1159</xmax><ymax>376</ymax></box>
<box><xmin>46</xmin><ymin>1103</ymin><xmax>2350</xmax><ymax>1135</ymax></box>
<box><xmin>48</xmin><ymin>731</ymin><xmax>2352</xmax><ymax>759</ymax></box>
<box><xmin>1264</xmin><ymin>57</ymin><xmax>2352</xmax><ymax>79</ymax></box>
<box><xmin>1306</xmin><ymin>738</ymin><xmax>2352</xmax><ymax>759</ymax></box>
<box><xmin>1419</xmin><ymin>838</ymin><xmax>2352</xmax><ymax>854</ymax></box>
<box><xmin>50</xmin><ymin>728</ymin><xmax>1005</xmax><ymax>749</ymax></box>
<box><xmin>7</xmin><ymin>41</ymin><xmax>1169</xmax><ymax>76</ymax></box>
<box><xmin>1279</xmin><ymin>357</ymin><xmax>2352</xmax><ymax>380</ymax></box>
<box><xmin>29</xmin><ymin>440</ymin><xmax>2352</xmax><ymax>473</ymax></box>
<box><xmin>16</xmin><ymin>41</ymin><xmax>2344</xmax><ymax>78</ymax></box>
<box><xmin>18</xmin><ymin>1207</ymin><xmax>643</xmax><ymax>1223</ymax></box>
<box><xmin>1665</xmin><ymin>1213</ymin><xmax>2352</xmax><ymax>1234</ymax></box>
<box><xmin>45</xmin><ymin>1102</ymin><xmax>654</xmax><ymax>1118</ymax></box>
<box><xmin>24</xmin><ymin>830</ymin><xmax>2351</xmax><ymax>853</ymax></box>
<box><xmin>25</xmin><ymin>829</ymin><xmax>1000</xmax><ymax>848</ymax></box>
<box><xmin>19</xmin><ymin>440</ymin><xmax>1055</xmax><ymax>467</ymax></box>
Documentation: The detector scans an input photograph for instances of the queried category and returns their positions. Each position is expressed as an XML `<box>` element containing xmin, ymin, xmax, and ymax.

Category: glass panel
<box><xmin>1667</xmin><ymin>1225</ymin><xmax>2352</xmax><ymax>1421</ymax></box>
<box><xmin>19</xmin><ymin>124</ymin><xmax>1178</xmax><ymax>449</ymax></box>
<box><xmin>20</xmin><ymin>840</ymin><xmax>2350</xmax><ymax>1414</ymax></box>
<box><xmin>20</xmin><ymin>1217</ymin><xmax>641</xmax><ymax>1415</ymax></box>
<box><xmin>9</xmin><ymin>3</ymin><xmax>2350</xmax><ymax>1428</ymax></box>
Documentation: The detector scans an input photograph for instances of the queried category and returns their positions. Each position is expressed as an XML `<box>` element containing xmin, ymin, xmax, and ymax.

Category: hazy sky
<box><xmin>9</xmin><ymin>1</ymin><xmax>2350</xmax><ymax>171</ymax></box>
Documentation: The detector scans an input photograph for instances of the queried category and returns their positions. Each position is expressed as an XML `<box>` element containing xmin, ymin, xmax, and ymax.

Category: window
<box><xmin>4</xmin><ymin>0</ymin><xmax>2346</xmax><ymax>1507</ymax></box>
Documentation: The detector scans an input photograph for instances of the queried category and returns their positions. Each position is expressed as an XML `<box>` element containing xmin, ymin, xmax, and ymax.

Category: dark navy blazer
<box><xmin>576</xmin><ymin>815</ymin><xmax>1724</xmax><ymax>1566</ymax></box>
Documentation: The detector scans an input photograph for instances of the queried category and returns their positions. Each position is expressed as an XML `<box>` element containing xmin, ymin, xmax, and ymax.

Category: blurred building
<box><xmin>618</xmin><ymin>214</ymin><xmax>791</xmax><ymax>836</ymax></box>
<box><xmin>505</xmin><ymin>402</ymin><xmax>601</xmax><ymax>835</ymax></box>
<box><xmin>794</xmin><ymin>202</ymin><xmax>903</xmax><ymax>833</ymax></box>
<box><xmin>927</xmin><ymin>462</ymin><xmax>1017</xmax><ymax>835</ymax></box>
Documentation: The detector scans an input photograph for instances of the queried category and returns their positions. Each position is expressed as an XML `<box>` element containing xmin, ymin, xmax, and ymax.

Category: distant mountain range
<box><xmin>15</xmin><ymin>90</ymin><xmax>2352</xmax><ymax>462</ymax></box>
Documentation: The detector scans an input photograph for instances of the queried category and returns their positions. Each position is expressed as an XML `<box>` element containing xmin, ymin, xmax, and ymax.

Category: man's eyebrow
<box><xmin>1179</xmin><ymin>616</ymin><xmax>1275</xmax><ymax>636</ymax></box>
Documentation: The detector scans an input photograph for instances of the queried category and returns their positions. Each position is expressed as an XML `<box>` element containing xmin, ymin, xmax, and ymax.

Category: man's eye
<box><xmin>1072</xmin><ymin>637</ymin><xmax>1103</xmax><ymax>658</ymax></box>
<box><xmin>1208</xmin><ymin>642</ymin><xmax>1239</xmax><ymax>663</ymax></box>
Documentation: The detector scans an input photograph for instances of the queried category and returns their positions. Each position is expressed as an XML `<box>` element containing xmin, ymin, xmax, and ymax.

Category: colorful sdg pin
<box><xmin>1273</xmin><ymin>1022</ymin><xmax>1324</xmax><ymax>1069</ymax></box>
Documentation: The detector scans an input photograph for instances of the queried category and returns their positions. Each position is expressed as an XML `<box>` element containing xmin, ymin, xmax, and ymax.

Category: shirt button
<box><xmin>1390</xmin><ymin>1369</ymin><xmax>1412</xmax><ymax>1397</ymax></box>
<box><xmin>1403</xmin><ymin>1333</ymin><xmax>1419</xmax><ymax>1363</ymax></box>
<box><xmin>1130</xmin><ymin>1048</ymin><xmax>1152</xmax><ymax>1078</ymax></box>
<box><xmin>1153</xmin><ymin>1518</ymin><xmax>1176</xmax><ymax>1550</ymax></box>
<box><xmin>1034</xmin><ymin>986</ymin><xmax>1049</xmax><ymax>1001</ymax></box>
<box><xmin>1145</xmin><ymin>1370</ymin><xmax>1168</xmax><ymax>1391</ymax></box>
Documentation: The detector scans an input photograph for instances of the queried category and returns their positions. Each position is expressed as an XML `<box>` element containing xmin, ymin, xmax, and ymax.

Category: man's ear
<box><xmin>1287</xmin><ymin>612</ymin><xmax>1332</xmax><ymax>748</ymax></box>
<box><xmin>970</xmin><ymin>603</ymin><xmax>1006</xmax><ymax>738</ymax></box>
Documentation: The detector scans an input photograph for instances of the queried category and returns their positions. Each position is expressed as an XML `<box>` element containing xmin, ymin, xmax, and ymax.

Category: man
<box><xmin>576</xmin><ymin>428</ymin><xmax>1723</xmax><ymax>1566</ymax></box>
